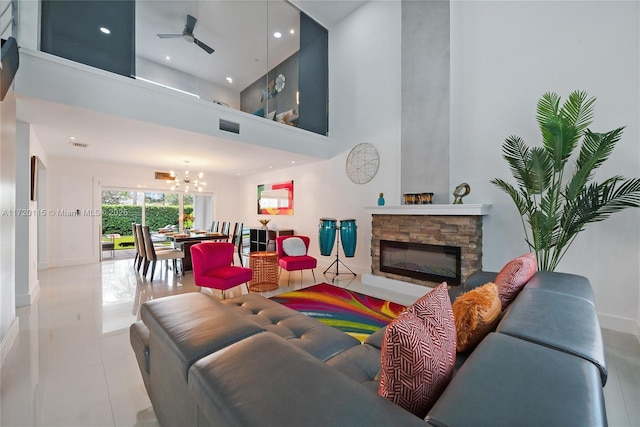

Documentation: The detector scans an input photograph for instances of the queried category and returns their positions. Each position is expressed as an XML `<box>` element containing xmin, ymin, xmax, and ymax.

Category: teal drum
<box><xmin>340</xmin><ymin>219</ymin><xmax>357</xmax><ymax>257</ymax></box>
<box><xmin>319</xmin><ymin>218</ymin><xmax>337</xmax><ymax>256</ymax></box>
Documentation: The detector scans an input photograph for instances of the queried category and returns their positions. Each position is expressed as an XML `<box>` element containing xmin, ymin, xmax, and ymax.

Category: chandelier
<box><xmin>168</xmin><ymin>161</ymin><xmax>206</xmax><ymax>192</ymax></box>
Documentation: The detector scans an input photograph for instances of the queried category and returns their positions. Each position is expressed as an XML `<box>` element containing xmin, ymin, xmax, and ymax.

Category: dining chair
<box><xmin>221</xmin><ymin>221</ymin><xmax>231</xmax><ymax>237</ymax></box>
<box><xmin>275</xmin><ymin>235</ymin><xmax>317</xmax><ymax>286</ymax></box>
<box><xmin>230</xmin><ymin>222</ymin><xmax>244</xmax><ymax>266</ymax></box>
<box><xmin>132</xmin><ymin>222</ymin><xmax>141</xmax><ymax>267</ymax></box>
<box><xmin>190</xmin><ymin>242</ymin><xmax>253</xmax><ymax>299</ymax></box>
<box><xmin>134</xmin><ymin>224</ymin><xmax>147</xmax><ymax>271</ymax></box>
<box><xmin>141</xmin><ymin>225</ymin><xmax>185</xmax><ymax>281</ymax></box>
<box><xmin>134</xmin><ymin>223</ymin><xmax>173</xmax><ymax>272</ymax></box>
<box><xmin>210</xmin><ymin>220</ymin><xmax>219</xmax><ymax>232</ymax></box>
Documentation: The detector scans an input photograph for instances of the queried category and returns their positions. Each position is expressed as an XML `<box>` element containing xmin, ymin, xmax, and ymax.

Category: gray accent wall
<box><xmin>401</xmin><ymin>0</ymin><xmax>450</xmax><ymax>203</ymax></box>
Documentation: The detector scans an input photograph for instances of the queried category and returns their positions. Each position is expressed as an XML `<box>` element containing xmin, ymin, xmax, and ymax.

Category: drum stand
<box><xmin>323</xmin><ymin>229</ymin><xmax>356</xmax><ymax>282</ymax></box>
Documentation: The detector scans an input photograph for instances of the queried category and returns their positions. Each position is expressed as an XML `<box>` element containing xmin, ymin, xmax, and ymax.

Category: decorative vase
<box><xmin>377</xmin><ymin>193</ymin><xmax>385</xmax><ymax>206</ymax></box>
<box><xmin>259</xmin><ymin>219</ymin><xmax>270</xmax><ymax>229</ymax></box>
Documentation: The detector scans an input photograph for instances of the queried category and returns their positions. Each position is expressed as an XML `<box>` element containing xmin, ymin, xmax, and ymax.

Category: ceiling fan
<box><xmin>157</xmin><ymin>14</ymin><xmax>215</xmax><ymax>54</ymax></box>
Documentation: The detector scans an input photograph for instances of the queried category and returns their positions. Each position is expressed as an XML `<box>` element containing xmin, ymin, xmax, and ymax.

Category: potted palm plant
<box><xmin>492</xmin><ymin>90</ymin><xmax>640</xmax><ymax>271</ymax></box>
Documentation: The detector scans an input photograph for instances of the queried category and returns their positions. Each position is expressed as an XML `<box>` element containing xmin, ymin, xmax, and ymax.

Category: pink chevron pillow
<box><xmin>378</xmin><ymin>282</ymin><xmax>456</xmax><ymax>418</ymax></box>
<box><xmin>495</xmin><ymin>253</ymin><xmax>537</xmax><ymax>310</ymax></box>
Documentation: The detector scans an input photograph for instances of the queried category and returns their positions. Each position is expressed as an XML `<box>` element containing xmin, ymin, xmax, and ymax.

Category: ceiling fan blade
<box><xmin>157</xmin><ymin>33</ymin><xmax>183</xmax><ymax>38</ymax></box>
<box><xmin>194</xmin><ymin>38</ymin><xmax>214</xmax><ymax>54</ymax></box>
<box><xmin>185</xmin><ymin>14</ymin><xmax>197</xmax><ymax>35</ymax></box>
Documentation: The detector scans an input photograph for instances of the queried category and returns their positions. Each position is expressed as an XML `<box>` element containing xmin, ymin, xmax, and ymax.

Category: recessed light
<box><xmin>99</xmin><ymin>27</ymin><xmax>111</xmax><ymax>35</ymax></box>
<box><xmin>290</xmin><ymin>29</ymin><xmax>295</xmax><ymax>35</ymax></box>
<box><xmin>226</xmin><ymin>77</ymin><xmax>233</xmax><ymax>83</ymax></box>
<box><xmin>69</xmin><ymin>136</ymin><xmax>76</xmax><ymax>141</ymax></box>
<box><xmin>291</xmin><ymin>160</ymin><xmax>296</xmax><ymax>164</ymax></box>
<box><xmin>165</xmin><ymin>56</ymin><xmax>170</xmax><ymax>61</ymax></box>
<box><xmin>273</xmin><ymin>32</ymin><xmax>282</xmax><ymax>39</ymax></box>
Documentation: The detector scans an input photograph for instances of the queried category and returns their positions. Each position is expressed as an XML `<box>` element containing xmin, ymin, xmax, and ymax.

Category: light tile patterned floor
<box><xmin>1</xmin><ymin>257</ymin><xmax>638</xmax><ymax>426</ymax></box>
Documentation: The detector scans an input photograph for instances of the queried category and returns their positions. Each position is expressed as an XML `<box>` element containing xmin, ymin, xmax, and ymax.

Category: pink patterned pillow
<box><xmin>378</xmin><ymin>283</ymin><xmax>456</xmax><ymax>418</ymax></box>
<box><xmin>495</xmin><ymin>253</ymin><xmax>537</xmax><ymax>310</ymax></box>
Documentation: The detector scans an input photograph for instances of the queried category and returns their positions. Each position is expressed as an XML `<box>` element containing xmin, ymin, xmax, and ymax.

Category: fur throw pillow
<box><xmin>452</xmin><ymin>282</ymin><xmax>501</xmax><ymax>353</ymax></box>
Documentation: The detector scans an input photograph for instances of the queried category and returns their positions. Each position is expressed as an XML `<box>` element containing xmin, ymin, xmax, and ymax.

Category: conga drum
<box><xmin>319</xmin><ymin>218</ymin><xmax>337</xmax><ymax>256</ymax></box>
<box><xmin>340</xmin><ymin>219</ymin><xmax>357</xmax><ymax>257</ymax></box>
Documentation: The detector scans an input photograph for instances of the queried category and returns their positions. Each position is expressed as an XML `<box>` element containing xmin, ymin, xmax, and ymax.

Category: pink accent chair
<box><xmin>276</xmin><ymin>235</ymin><xmax>317</xmax><ymax>286</ymax></box>
<box><xmin>190</xmin><ymin>242</ymin><xmax>253</xmax><ymax>299</ymax></box>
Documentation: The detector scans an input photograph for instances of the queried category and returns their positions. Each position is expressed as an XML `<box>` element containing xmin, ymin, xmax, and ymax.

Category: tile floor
<box><xmin>1</xmin><ymin>256</ymin><xmax>638</xmax><ymax>426</ymax></box>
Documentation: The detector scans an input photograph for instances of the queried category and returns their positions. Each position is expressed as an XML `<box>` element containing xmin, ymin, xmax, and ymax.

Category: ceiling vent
<box><xmin>219</xmin><ymin>118</ymin><xmax>240</xmax><ymax>134</ymax></box>
<box><xmin>69</xmin><ymin>141</ymin><xmax>89</xmax><ymax>148</ymax></box>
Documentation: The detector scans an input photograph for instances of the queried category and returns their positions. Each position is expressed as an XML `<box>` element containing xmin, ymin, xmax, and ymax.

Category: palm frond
<box><xmin>576</xmin><ymin>128</ymin><xmax>622</xmax><ymax>171</ymax></box>
<box><xmin>604</xmin><ymin>177</ymin><xmax>640</xmax><ymax>210</ymax></box>
<box><xmin>501</xmin><ymin>136</ymin><xmax>536</xmax><ymax>191</ymax></box>
<box><xmin>537</xmin><ymin>192</ymin><xmax>563</xmax><ymax>247</ymax></box>
<box><xmin>538</xmin><ymin>91</ymin><xmax>594</xmax><ymax>170</ymax></box>
<box><xmin>562</xmin><ymin>90</ymin><xmax>595</xmax><ymax>135</ymax></box>
<box><xmin>567</xmin><ymin>128</ymin><xmax>624</xmax><ymax>199</ymax></box>
<box><xmin>490</xmin><ymin>178</ymin><xmax>529</xmax><ymax>215</ymax></box>
<box><xmin>536</xmin><ymin>92</ymin><xmax>560</xmax><ymax>129</ymax></box>
<box><xmin>564</xmin><ymin>177</ymin><xmax>640</xmax><ymax>235</ymax></box>
<box><xmin>540</xmin><ymin>116</ymin><xmax>577</xmax><ymax>170</ymax></box>
<box><xmin>527</xmin><ymin>147</ymin><xmax>553</xmax><ymax>193</ymax></box>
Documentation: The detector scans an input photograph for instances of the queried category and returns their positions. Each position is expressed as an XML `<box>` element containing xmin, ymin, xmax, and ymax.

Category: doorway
<box><xmin>99</xmin><ymin>188</ymin><xmax>214</xmax><ymax>261</ymax></box>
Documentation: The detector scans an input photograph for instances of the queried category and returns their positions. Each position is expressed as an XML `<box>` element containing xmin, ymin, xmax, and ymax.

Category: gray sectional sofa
<box><xmin>130</xmin><ymin>271</ymin><xmax>608</xmax><ymax>426</ymax></box>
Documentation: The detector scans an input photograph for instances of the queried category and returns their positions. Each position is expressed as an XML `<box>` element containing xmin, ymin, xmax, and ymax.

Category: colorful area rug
<box><xmin>270</xmin><ymin>283</ymin><xmax>406</xmax><ymax>342</ymax></box>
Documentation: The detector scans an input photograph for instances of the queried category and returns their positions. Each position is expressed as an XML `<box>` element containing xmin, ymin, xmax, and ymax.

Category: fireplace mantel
<box><xmin>365</xmin><ymin>204</ymin><xmax>490</xmax><ymax>216</ymax></box>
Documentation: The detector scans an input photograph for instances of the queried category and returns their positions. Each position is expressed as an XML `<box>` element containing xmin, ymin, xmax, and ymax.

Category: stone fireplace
<box><xmin>369</xmin><ymin>205</ymin><xmax>489</xmax><ymax>288</ymax></box>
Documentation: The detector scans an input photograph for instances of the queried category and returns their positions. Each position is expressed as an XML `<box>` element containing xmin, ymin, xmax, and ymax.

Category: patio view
<box><xmin>100</xmin><ymin>190</ymin><xmax>202</xmax><ymax>259</ymax></box>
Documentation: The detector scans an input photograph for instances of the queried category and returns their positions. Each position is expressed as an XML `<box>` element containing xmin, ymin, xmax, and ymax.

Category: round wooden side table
<box><xmin>249</xmin><ymin>251</ymin><xmax>279</xmax><ymax>292</ymax></box>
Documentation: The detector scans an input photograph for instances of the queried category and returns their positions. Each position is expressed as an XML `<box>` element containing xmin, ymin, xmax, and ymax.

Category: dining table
<box><xmin>158</xmin><ymin>231</ymin><xmax>229</xmax><ymax>272</ymax></box>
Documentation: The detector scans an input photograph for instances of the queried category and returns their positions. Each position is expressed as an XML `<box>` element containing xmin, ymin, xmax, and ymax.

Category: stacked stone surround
<box><xmin>371</xmin><ymin>214</ymin><xmax>483</xmax><ymax>288</ymax></box>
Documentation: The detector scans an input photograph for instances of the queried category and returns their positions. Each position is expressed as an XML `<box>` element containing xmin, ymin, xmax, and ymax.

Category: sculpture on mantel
<box><xmin>453</xmin><ymin>183</ymin><xmax>471</xmax><ymax>204</ymax></box>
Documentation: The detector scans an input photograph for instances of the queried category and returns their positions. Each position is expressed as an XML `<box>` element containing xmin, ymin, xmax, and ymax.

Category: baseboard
<box><xmin>598</xmin><ymin>312</ymin><xmax>637</xmax><ymax>335</ymax></box>
<box><xmin>51</xmin><ymin>257</ymin><xmax>98</xmax><ymax>268</ymax></box>
<box><xmin>0</xmin><ymin>317</ymin><xmax>20</xmax><ymax>367</ymax></box>
<box><xmin>15</xmin><ymin>280</ymin><xmax>40</xmax><ymax>307</ymax></box>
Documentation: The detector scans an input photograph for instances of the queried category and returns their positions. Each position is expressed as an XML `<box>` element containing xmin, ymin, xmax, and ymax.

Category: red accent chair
<box><xmin>276</xmin><ymin>235</ymin><xmax>317</xmax><ymax>286</ymax></box>
<box><xmin>190</xmin><ymin>242</ymin><xmax>253</xmax><ymax>299</ymax></box>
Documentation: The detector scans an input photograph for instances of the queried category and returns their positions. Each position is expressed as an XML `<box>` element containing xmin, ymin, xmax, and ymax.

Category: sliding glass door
<box><xmin>101</xmin><ymin>190</ymin><xmax>143</xmax><ymax>256</ymax></box>
<box><xmin>144</xmin><ymin>192</ymin><xmax>180</xmax><ymax>231</ymax></box>
<box><xmin>191</xmin><ymin>194</ymin><xmax>213</xmax><ymax>231</ymax></box>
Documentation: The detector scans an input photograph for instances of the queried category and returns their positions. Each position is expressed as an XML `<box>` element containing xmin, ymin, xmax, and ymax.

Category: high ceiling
<box><xmin>135</xmin><ymin>0</ymin><xmax>301</xmax><ymax>91</ymax></box>
<box><xmin>16</xmin><ymin>0</ymin><xmax>368</xmax><ymax>177</ymax></box>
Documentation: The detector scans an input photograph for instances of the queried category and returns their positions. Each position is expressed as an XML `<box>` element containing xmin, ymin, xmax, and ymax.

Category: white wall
<box><xmin>15</xmin><ymin>122</ymin><xmax>45</xmax><ymax>307</ymax></box>
<box><xmin>135</xmin><ymin>57</ymin><xmax>241</xmax><ymax>109</ymax></box>
<box><xmin>43</xmin><ymin>156</ymin><xmax>242</xmax><ymax>267</ymax></box>
<box><xmin>450</xmin><ymin>0</ymin><xmax>640</xmax><ymax>333</ymax></box>
<box><xmin>0</xmin><ymin>89</ymin><xmax>18</xmax><ymax>365</ymax></box>
<box><xmin>237</xmin><ymin>1</ymin><xmax>403</xmax><ymax>276</ymax></box>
